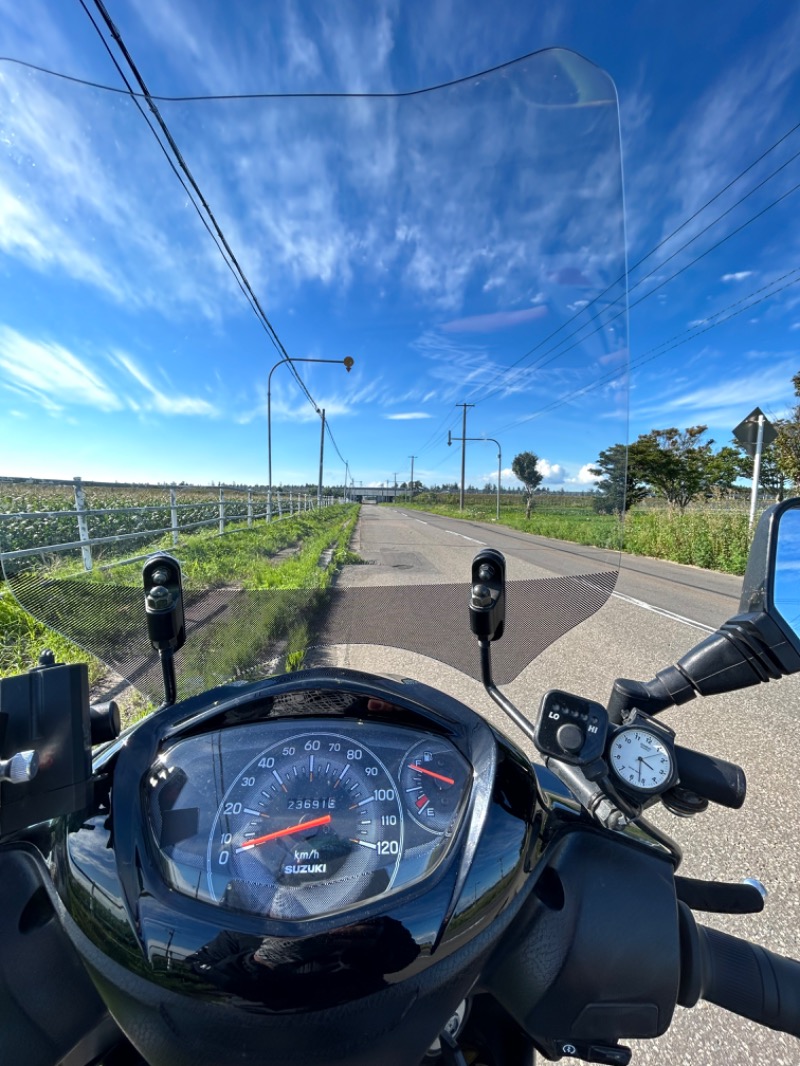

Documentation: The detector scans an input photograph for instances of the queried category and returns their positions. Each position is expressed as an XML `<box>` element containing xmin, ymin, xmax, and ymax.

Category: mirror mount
<box><xmin>469</xmin><ymin>549</ymin><xmax>539</xmax><ymax>744</ymax></box>
<box><xmin>608</xmin><ymin>499</ymin><xmax>800</xmax><ymax>723</ymax></box>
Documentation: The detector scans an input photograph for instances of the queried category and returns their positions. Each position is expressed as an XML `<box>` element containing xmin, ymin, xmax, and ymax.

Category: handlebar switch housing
<box><xmin>534</xmin><ymin>690</ymin><xmax>608</xmax><ymax>765</ymax></box>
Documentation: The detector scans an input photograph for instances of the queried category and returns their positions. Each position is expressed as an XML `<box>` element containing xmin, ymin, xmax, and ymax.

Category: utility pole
<box><xmin>455</xmin><ymin>404</ymin><xmax>474</xmax><ymax>511</ymax></box>
<box><xmin>409</xmin><ymin>455</ymin><xmax>416</xmax><ymax>500</ymax></box>
<box><xmin>448</xmin><ymin>432</ymin><xmax>503</xmax><ymax>521</ymax></box>
<box><xmin>317</xmin><ymin>408</ymin><xmax>325</xmax><ymax>508</ymax></box>
<box><xmin>392</xmin><ymin>472</ymin><xmax>398</xmax><ymax>503</ymax></box>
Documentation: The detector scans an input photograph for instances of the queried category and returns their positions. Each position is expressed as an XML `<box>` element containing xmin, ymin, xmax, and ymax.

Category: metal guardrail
<box><xmin>0</xmin><ymin>477</ymin><xmax>340</xmax><ymax>571</ymax></box>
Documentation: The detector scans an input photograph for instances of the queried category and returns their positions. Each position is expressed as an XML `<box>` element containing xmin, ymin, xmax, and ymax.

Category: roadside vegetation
<box><xmin>1</xmin><ymin>505</ymin><xmax>360</xmax><ymax>725</ymax></box>
<box><xmin>401</xmin><ymin>492</ymin><xmax>752</xmax><ymax>576</ymax></box>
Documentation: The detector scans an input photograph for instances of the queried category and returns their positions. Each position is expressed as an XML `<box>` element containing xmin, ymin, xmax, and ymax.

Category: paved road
<box><xmin>332</xmin><ymin>506</ymin><xmax>800</xmax><ymax>1066</ymax></box>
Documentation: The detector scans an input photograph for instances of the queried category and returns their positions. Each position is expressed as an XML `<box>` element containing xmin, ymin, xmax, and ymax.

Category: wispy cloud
<box><xmin>632</xmin><ymin>359</ymin><xmax>795</xmax><ymax>429</ymax></box>
<box><xmin>721</xmin><ymin>271</ymin><xmax>753</xmax><ymax>282</ymax></box>
<box><xmin>0</xmin><ymin>327</ymin><xmax>122</xmax><ymax>413</ymax></box>
<box><xmin>0</xmin><ymin>326</ymin><xmax>219</xmax><ymax>419</ymax></box>
<box><xmin>111</xmin><ymin>353</ymin><xmax>218</xmax><ymax>417</ymax></box>
<box><xmin>440</xmin><ymin>306</ymin><xmax>548</xmax><ymax>333</ymax></box>
<box><xmin>384</xmin><ymin>411</ymin><xmax>433</xmax><ymax>420</ymax></box>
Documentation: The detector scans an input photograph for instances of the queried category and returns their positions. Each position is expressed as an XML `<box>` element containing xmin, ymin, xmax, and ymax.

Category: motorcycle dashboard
<box><xmin>145</xmin><ymin>716</ymin><xmax>472</xmax><ymax>922</ymax></box>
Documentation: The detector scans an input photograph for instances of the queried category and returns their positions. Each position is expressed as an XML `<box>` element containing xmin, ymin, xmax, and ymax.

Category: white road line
<box><xmin>443</xmin><ymin>529</ymin><xmax>486</xmax><ymax>545</ymax></box>
<box><xmin>611</xmin><ymin>591</ymin><xmax>715</xmax><ymax>633</ymax></box>
<box><xmin>401</xmin><ymin>512</ymin><xmax>710</xmax><ymax>632</ymax></box>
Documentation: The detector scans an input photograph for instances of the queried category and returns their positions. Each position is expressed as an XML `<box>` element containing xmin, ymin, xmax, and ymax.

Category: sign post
<box><xmin>733</xmin><ymin>407</ymin><xmax>777</xmax><ymax>529</ymax></box>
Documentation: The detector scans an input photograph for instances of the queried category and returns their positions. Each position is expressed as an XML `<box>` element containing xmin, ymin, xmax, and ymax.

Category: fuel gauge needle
<box><xmin>236</xmin><ymin>814</ymin><xmax>332</xmax><ymax>852</ymax></box>
<box><xmin>408</xmin><ymin>764</ymin><xmax>455</xmax><ymax>785</ymax></box>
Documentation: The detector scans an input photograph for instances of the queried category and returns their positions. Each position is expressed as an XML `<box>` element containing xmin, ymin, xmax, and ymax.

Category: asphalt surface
<box><xmin>331</xmin><ymin>505</ymin><xmax>800</xmax><ymax>1066</ymax></box>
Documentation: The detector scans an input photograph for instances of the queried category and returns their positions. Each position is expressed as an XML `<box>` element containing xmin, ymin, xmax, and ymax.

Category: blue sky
<box><xmin>1</xmin><ymin>1</ymin><xmax>799</xmax><ymax>491</ymax></box>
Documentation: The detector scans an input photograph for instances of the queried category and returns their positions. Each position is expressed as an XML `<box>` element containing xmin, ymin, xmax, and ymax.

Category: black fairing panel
<box><xmin>51</xmin><ymin>668</ymin><xmax>542</xmax><ymax>1061</ymax></box>
<box><xmin>0</xmin><ymin>844</ymin><xmax>119</xmax><ymax>1066</ymax></box>
<box><xmin>486</xmin><ymin>827</ymin><xmax>680</xmax><ymax>1051</ymax></box>
<box><xmin>67</xmin><ymin>882</ymin><xmax>532</xmax><ymax>1066</ymax></box>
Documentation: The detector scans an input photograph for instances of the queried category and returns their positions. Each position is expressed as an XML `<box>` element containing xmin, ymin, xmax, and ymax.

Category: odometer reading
<box><xmin>207</xmin><ymin>732</ymin><xmax>404</xmax><ymax>918</ymax></box>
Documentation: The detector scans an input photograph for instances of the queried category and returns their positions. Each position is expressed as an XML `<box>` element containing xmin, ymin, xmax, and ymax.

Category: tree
<box><xmin>628</xmin><ymin>426</ymin><xmax>719</xmax><ymax>512</ymax></box>
<box><xmin>511</xmin><ymin>451</ymin><xmax>543</xmax><ymax>518</ymax></box>
<box><xmin>774</xmin><ymin>371</ymin><xmax>800</xmax><ymax>490</ymax></box>
<box><xmin>704</xmin><ymin>445</ymin><xmax>749</xmax><ymax>497</ymax></box>
<box><xmin>752</xmin><ymin>442</ymin><xmax>789</xmax><ymax>501</ymax></box>
<box><xmin>589</xmin><ymin>443</ymin><xmax>646</xmax><ymax>514</ymax></box>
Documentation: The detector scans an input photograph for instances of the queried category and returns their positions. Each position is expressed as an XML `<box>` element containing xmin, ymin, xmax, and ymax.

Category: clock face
<box><xmin>608</xmin><ymin>729</ymin><xmax>673</xmax><ymax>793</ymax></box>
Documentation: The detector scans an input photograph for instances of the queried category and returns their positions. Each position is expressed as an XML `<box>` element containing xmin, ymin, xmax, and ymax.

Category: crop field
<box><xmin>0</xmin><ymin>480</ymin><xmax>300</xmax><ymax>560</ymax></box>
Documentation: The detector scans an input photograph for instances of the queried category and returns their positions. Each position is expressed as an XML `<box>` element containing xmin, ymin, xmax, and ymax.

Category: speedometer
<box><xmin>206</xmin><ymin>731</ymin><xmax>404</xmax><ymax>919</ymax></box>
<box><xmin>146</xmin><ymin>716</ymin><xmax>474</xmax><ymax>923</ymax></box>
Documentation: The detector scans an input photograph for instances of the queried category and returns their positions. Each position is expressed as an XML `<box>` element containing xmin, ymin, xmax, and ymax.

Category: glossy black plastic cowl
<box><xmin>53</xmin><ymin>668</ymin><xmax>543</xmax><ymax>1065</ymax></box>
<box><xmin>486</xmin><ymin>826</ymin><xmax>680</xmax><ymax>1054</ymax></box>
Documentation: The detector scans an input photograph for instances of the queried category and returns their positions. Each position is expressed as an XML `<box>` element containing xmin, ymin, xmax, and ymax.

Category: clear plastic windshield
<box><xmin>1</xmin><ymin>47</ymin><xmax>629</xmax><ymax>703</ymax></box>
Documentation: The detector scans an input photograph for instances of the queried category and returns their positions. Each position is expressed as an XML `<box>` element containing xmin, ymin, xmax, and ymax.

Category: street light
<box><xmin>267</xmin><ymin>356</ymin><xmax>353</xmax><ymax>520</ymax></box>
<box><xmin>448</xmin><ymin>431</ymin><xmax>503</xmax><ymax>521</ymax></box>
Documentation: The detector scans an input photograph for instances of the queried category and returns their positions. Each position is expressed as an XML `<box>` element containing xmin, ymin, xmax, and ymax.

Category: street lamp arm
<box><xmin>446</xmin><ymin>435</ymin><xmax>503</xmax><ymax>522</ymax></box>
<box><xmin>268</xmin><ymin>356</ymin><xmax>354</xmax><ymax>522</ymax></box>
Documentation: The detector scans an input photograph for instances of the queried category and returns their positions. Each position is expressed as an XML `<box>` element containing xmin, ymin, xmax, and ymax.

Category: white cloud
<box><xmin>536</xmin><ymin>459</ymin><xmax>564</xmax><ymax>481</ymax></box>
<box><xmin>568</xmin><ymin>464</ymin><xmax>601</xmax><ymax>485</ymax></box>
<box><xmin>631</xmin><ymin>359</ymin><xmax>796</xmax><ymax>429</ymax></box>
<box><xmin>384</xmin><ymin>412</ymin><xmax>433</xmax><ymax>420</ymax></box>
<box><xmin>721</xmin><ymin>271</ymin><xmax>753</xmax><ymax>282</ymax></box>
<box><xmin>0</xmin><ymin>327</ymin><xmax>122</xmax><ymax>412</ymax></box>
<box><xmin>0</xmin><ymin>328</ymin><xmax>219</xmax><ymax>419</ymax></box>
<box><xmin>791</xmin><ymin>322</ymin><xmax>800</xmax><ymax>331</ymax></box>
<box><xmin>112</xmin><ymin>353</ymin><xmax>218</xmax><ymax>417</ymax></box>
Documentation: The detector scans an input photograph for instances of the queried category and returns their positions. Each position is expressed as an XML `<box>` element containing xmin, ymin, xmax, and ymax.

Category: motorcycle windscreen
<box><xmin>0</xmin><ymin>47</ymin><xmax>629</xmax><ymax>703</ymax></box>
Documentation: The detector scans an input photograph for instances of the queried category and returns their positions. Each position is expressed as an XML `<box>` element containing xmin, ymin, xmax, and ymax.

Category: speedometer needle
<box><xmin>236</xmin><ymin>814</ymin><xmax>332</xmax><ymax>852</ymax></box>
<box><xmin>408</xmin><ymin>763</ymin><xmax>455</xmax><ymax>785</ymax></box>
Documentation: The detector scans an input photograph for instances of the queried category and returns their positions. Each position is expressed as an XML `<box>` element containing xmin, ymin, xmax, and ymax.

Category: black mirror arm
<box><xmin>608</xmin><ymin>611</ymin><xmax>800</xmax><ymax>724</ymax></box>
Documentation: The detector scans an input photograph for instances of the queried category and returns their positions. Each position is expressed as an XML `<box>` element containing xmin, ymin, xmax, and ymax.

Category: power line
<box><xmin>480</xmin><ymin>166</ymin><xmax>800</xmax><ymax>416</ymax></box>
<box><xmin>462</xmin><ymin>119</ymin><xmax>800</xmax><ymax>408</ymax></box>
<box><xmin>496</xmin><ymin>267</ymin><xmax>800</xmax><ymax>432</ymax></box>
<box><xmin>81</xmin><ymin>0</ymin><xmax>321</xmax><ymax>417</ymax></box>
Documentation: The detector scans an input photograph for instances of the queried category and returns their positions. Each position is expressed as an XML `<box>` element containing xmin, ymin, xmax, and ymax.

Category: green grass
<box><xmin>0</xmin><ymin>587</ymin><xmax>103</xmax><ymax>681</ymax></box>
<box><xmin>1</xmin><ymin>506</ymin><xmax>361</xmax><ymax>705</ymax></box>
<box><xmin>404</xmin><ymin>494</ymin><xmax>623</xmax><ymax>549</ymax></box>
<box><xmin>401</xmin><ymin>494</ymin><xmax>752</xmax><ymax>575</ymax></box>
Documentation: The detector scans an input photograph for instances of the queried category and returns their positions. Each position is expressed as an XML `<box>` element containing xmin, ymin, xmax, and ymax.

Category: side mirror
<box><xmin>608</xmin><ymin>498</ymin><xmax>800</xmax><ymax>722</ymax></box>
<box><xmin>469</xmin><ymin>548</ymin><xmax>506</xmax><ymax>642</ymax></box>
<box><xmin>143</xmin><ymin>553</ymin><xmax>185</xmax><ymax>706</ymax></box>
<box><xmin>745</xmin><ymin>500</ymin><xmax>800</xmax><ymax>642</ymax></box>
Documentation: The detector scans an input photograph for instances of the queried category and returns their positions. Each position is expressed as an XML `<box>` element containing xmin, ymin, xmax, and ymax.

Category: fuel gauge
<box><xmin>399</xmin><ymin>740</ymin><xmax>470</xmax><ymax>833</ymax></box>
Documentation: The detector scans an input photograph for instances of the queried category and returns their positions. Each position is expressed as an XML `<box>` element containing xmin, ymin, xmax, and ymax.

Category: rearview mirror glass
<box><xmin>772</xmin><ymin>506</ymin><xmax>800</xmax><ymax>641</ymax></box>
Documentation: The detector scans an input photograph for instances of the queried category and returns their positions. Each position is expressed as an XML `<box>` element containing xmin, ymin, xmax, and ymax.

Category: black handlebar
<box><xmin>678</xmin><ymin>902</ymin><xmax>800</xmax><ymax>1038</ymax></box>
<box><xmin>673</xmin><ymin>745</ymin><xmax>746</xmax><ymax>809</ymax></box>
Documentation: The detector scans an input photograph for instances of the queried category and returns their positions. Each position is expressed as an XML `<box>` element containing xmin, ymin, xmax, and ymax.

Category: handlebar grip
<box><xmin>678</xmin><ymin>903</ymin><xmax>800</xmax><ymax>1037</ymax></box>
<box><xmin>674</xmin><ymin>744</ymin><xmax>746</xmax><ymax>809</ymax></box>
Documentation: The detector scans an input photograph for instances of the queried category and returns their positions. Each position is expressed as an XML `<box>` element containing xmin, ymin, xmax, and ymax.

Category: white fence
<box><xmin>0</xmin><ymin>476</ymin><xmax>339</xmax><ymax>572</ymax></box>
